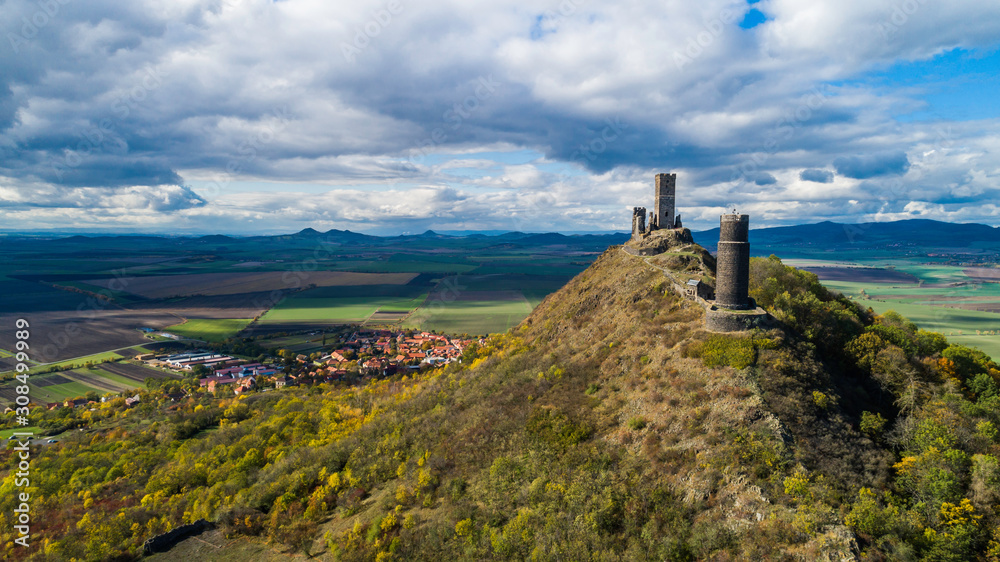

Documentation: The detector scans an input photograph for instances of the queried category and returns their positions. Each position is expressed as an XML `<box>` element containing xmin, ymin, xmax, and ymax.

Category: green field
<box><xmin>329</xmin><ymin>260</ymin><xmax>478</xmax><ymax>274</ymax></box>
<box><xmin>258</xmin><ymin>273</ymin><xmax>569</xmax><ymax>333</ymax></box>
<box><xmin>260</xmin><ymin>294</ymin><xmax>428</xmax><ymax>323</ymax></box>
<box><xmin>818</xmin><ymin>263</ymin><xmax>1000</xmax><ymax>361</ymax></box>
<box><xmin>29</xmin><ymin>380</ymin><xmax>95</xmax><ymax>403</ymax></box>
<box><xmin>3</xmin><ymin>364</ymin><xmax>159</xmax><ymax>405</ymax></box>
<box><xmin>31</xmin><ymin>351</ymin><xmax>124</xmax><ymax>373</ymax></box>
<box><xmin>436</xmin><ymin>274</ymin><xmax>571</xmax><ymax>307</ymax></box>
<box><xmin>403</xmin><ymin>298</ymin><xmax>533</xmax><ymax>335</ymax></box>
<box><xmin>260</xmin><ymin>334</ymin><xmax>328</xmax><ymax>354</ymax></box>
<box><xmin>163</xmin><ymin>318</ymin><xmax>254</xmax><ymax>342</ymax></box>
<box><xmin>1</xmin><ymin>427</ymin><xmax>40</xmax><ymax>439</ymax></box>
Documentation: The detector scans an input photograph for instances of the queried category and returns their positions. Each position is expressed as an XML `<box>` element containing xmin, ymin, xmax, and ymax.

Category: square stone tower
<box><xmin>653</xmin><ymin>173</ymin><xmax>676</xmax><ymax>230</ymax></box>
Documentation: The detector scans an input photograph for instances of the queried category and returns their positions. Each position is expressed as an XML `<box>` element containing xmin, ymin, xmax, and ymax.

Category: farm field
<box><xmin>325</xmin><ymin>260</ymin><xmax>479</xmax><ymax>274</ymax></box>
<box><xmin>434</xmin><ymin>273</ymin><xmax>570</xmax><ymax>307</ymax></box>
<box><xmin>0</xmin><ymin>308</ymin><xmax>184</xmax><ymax>364</ymax></box>
<box><xmin>127</xmin><ymin>292</ymin><xmax>277</xmax><ymax>319</ymax></box>
<box><xmin>260</xmin><ymin>334</ymin><xmax>328</xmax><ymax>354</ymax></box>
<box><xmin>83</xmin><ymin>271</ymin><xmax>418</xmax><ymax>299</ymax></box>
<box><xmin>402</xmin><ymin>289</ymin><xmax>533</xmax><ymax>335</ymax></box>
<box><xmin>259</xmin><ymin>295</ymin><xmax>427</xmax><ymax>324</ymax></box>
<box><xmin>5</xmin><ymin>373</ymin><xmax>91</xmax><ymax>404</ymax></box>
<box><xmin>163</xmin><ymin>318</ymin><xmax>254</xmax><ymax>342</ymax></box>
<box><xmin>95</xmin><ymin>361</ymin><xmax>180</xmax><ymax>383</ymax></box>
<box><xmin>254</xmin><ymin>272</ymin><xmax>568</xmax><ymax>334</ymax></box>
<box><xmin>28</xmin><ymin>351</ymin><xmax>126</xmax><ymax>373</ymax></box>
<box><xmin>808</xmin><ymin>260</ymin><xmax>1000</xmax><ymax>361</ymax></box>
<box><xmin>0</xmin><ymin>230</ymin><xmax>621</xmax><ymax>371</ymax></box>
<box><xmin>0</xmin><ymin>361</ymin><xmax>180</xmax><ymax>404</ymax></box>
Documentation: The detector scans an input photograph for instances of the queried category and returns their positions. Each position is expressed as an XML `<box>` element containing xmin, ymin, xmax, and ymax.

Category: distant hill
<box><xmin>694</xmin><ymin>218</ymin><xmax>1000</xmax><ymax>257</ymax></box>
<box><xmin>4</xmin><ymin>228</ymin><xmax>628</xmax><ymax>253</ymax></box>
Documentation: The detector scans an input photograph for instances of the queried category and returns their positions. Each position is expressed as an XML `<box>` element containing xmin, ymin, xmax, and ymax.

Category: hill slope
<box><xmin>4</xmin><ymin>238</ymin><xmax>1000</xmax><ymax>561</ymax></box>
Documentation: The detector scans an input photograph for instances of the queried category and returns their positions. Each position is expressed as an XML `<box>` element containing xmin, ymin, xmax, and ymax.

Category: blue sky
<box><xmin>1</xmin><ymin>0</ymin><xmax>999</xmax><ymax>234</ymax></box>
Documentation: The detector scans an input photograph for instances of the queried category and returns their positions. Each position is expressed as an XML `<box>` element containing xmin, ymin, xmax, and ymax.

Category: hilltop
<box><xmin>3</xmin><ymin>234</ymin><xmax>1000</xmax><ymax>561</ymax></box>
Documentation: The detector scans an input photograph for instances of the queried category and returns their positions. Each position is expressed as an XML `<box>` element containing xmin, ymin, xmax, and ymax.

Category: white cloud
<box><xmin>1</xmin><ymin>0</ymin><xmax>999</xmax><ymax>232</ymax></box>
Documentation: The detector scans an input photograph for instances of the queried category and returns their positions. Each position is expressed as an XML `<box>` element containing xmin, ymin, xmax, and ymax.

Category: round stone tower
<box><xmin>716</xmin><ymin>214</ymin><xmax>751</xmax><ymax>310</ymax></box>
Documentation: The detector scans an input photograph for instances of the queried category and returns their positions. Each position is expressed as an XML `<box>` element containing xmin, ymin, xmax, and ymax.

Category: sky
<box><xmin>1</xmin><ymin>0</ymin><xmax>999</xmax><ymax>235</ymax></box>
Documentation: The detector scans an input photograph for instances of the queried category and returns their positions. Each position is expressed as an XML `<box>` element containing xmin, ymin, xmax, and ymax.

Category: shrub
<box><xmin>690</xmin><ymin>335</ymin><xmax>776</xmax><ymax>369</ymax></box>
<box><xmin>628</xmin><ymin>417</ymin><xmax>647</xmax><ymax>431</ymax></box>
<box><xmin>812</xmin><ymin>391</ymin><xmax>830</xmax><ymax>410</ymax></box>
<box><xmin>860</xmin><ymin>411</ymin><xmax>887</xmax><ymax>439</ymax></box>
<box><xmin>525</xmin><ymin>406</ymin><xmax>592</xmax><ymax>451</ymax></box>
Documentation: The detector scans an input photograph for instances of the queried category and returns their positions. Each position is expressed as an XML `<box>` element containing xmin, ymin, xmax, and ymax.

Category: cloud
<box><xmin>800</xmin><ymin>169</ymin><xmax>834</xmax><ymax>183</ymax></box>
<box><xmin>753</xmin><ymin>172</ymin><xmax>777</xmax><ymax>185</ymax></box>
<box><xmin>833</xmin><ymin>151</ymin><xmax>911</xmax><ymax>179</ymax></box>
<box><xmin>0</xmin><ymin>181</ymin><xmax>205</xmax><ymax>211</ymax></box>
<box><xmin>2</xmin><ymin>0</ymin><xmax>1000</xmax><ymax>232</ymax></box>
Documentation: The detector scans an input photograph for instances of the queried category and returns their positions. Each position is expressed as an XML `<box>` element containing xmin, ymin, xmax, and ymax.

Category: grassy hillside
<box><xmin>2</xmin><ymin>239</ymin><xmax>1000</xmax><ymax>560</ymax></box>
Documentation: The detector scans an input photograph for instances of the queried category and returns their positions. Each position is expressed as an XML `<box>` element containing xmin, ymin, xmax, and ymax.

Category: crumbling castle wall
<box><xmin>632</xmin><ymin>207</ymin><xmax>646</xmax><ymax>239</ymax></box>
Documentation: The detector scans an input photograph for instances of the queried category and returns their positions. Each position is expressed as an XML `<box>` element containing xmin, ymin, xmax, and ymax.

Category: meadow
<box><xmin>402</xmin><ymin>297</ymin><xmax>533</xmax><ymax>334</ymax></box>
<box><xmin>258</xmin><ymin>294</ymin><xmax>429</xmax><ymax>324</ymax></box>
<box><xmin>163</xmin><ymin>318</ymin><xmax>255</xmax><ymax>342</ymax></box>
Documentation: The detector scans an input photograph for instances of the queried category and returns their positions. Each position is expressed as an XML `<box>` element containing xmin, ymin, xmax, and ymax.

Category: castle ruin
<box><xmin>632</xmin><ymin>172</ymin><xmax>681</xmax><ymax>239</ymax></box>
<box><xmin>631</xmin><ymin>207</ymin><xmax>646</xmax><ymax>238</ymax></box>
<box><xmin>625</xmin><ymin>177</ymin><xmax>766</xmax><ymax>331</ymax></box>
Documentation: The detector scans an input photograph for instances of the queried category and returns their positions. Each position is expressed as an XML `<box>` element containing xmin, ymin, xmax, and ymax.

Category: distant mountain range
<box><xmin>7</xmin><ymin>219</ymin><xmax>1000</xmax><ymax>258</ymax></box>
<box><xmin>0</xmin><ymin>227</ymin><xmax>632</xmax><ymax>256</ymax></box>
<box><xmin>693</xmin><ymin>219</ymin><xmax>1000</xmax><ymax>258</ymax></box>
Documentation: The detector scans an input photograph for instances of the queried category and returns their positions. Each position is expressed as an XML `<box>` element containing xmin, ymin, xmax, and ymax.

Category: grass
<box><xmin>403</xmin><ymin>298</ymin><xmax>533</xmax><ymax>335</ymax></box>
<box><xmin>439</xmin><ymin>274</ymin><xmax>571</xmax><ymax>308</ymax></box>
<box><xmin>330</xmin><ymin>260</ymin><xmax>478</xmax><ymax>274</ymax></box>
<box><xmin>31</xmin><ymin>351</ymin><xmax>125</xmax><ymax>372</ymax></box>
<box><xmin>3</xmin><ymin>364</ymin><xmax>149</xmax><ymax>404</ymax></box>
<box><xmin>259</xmin><ymin>334</ymin><xmax>329</xmax><ymax>354</ymax></box>
<box><xmin>64</xmin><ymin>368</ymin><xmax>136</xmax><ymax>393</ymax></box>
<box><xmin>1</xmin><ymin>427</ymin><xmax>41</xmax><ymax>438</ymax></box>
<box><xmin>260</xmin><ymin>294</ymin><xmax>427</xmax><ymax>323</ymax></box>
<box><xmin>163</xmin><ymin>318</ymin><xmax>254</xmax><ymax>342</ymax></box>
<box><xmin>88</xmin><ymin>368</ymin><xmax>142</xmax><ymax>389</ymax></box>
<box><xmin>29</xmin><ymin>381</ymin><xmax>95</xmax><ymax>403</ymax></box>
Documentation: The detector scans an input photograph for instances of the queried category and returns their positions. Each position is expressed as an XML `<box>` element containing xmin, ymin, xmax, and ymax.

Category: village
<box><xmin>16</xmin><ymin>329</ymin><xmax>480</xmax><ymax>419</ymax></box>
<box><xmin>142</xmin><ymin>329</ymin><xmax>481</xmax><ymax>396</ymax></box>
